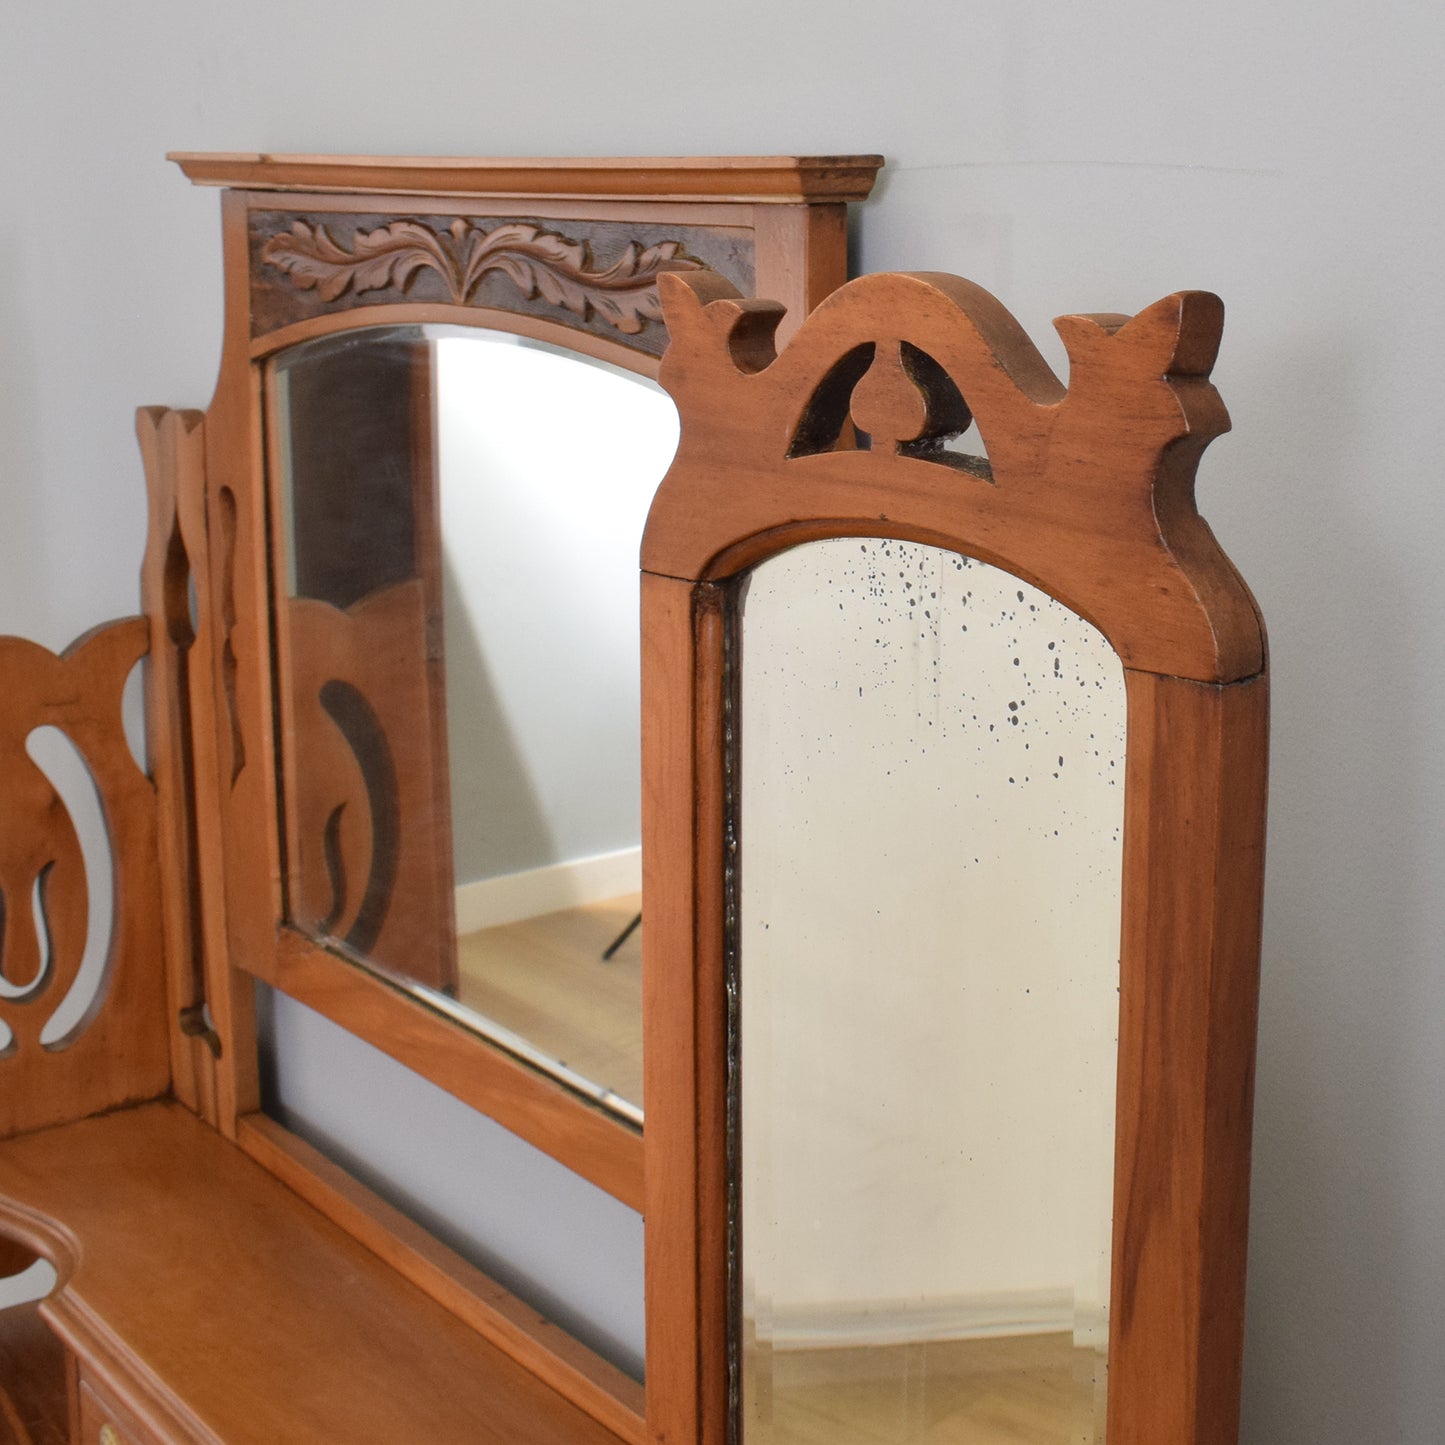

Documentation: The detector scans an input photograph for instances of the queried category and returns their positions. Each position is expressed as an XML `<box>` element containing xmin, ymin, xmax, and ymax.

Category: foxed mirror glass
<box><xmin>736</xmin><ymin>538</ymin><xmax>1124</xmax><ymax>1443</ymax></box>
<box><xmin>268</xmin><ymin>323</ymin><xmax>678</xmax><ymax>1120</ymax></box>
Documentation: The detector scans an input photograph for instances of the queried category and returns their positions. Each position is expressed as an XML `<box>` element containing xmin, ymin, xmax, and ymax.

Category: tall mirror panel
<box><xmin>268</xmin><ymin>324</ymin><xmax>678</xmax><ymax>1120</ymax></box>
<box><xmin>735</xmin><ymin>537</ymin><xmax>1126</xmax><ymax>1444</ymax></box>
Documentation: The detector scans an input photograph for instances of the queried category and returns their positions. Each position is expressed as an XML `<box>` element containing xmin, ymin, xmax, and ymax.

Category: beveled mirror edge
<box><xmin>138</xmin><ymin>153</ymin><xmax>876</xmax><ymax>1436</ymax></box>
<box><xmin>639</xmin><ymin>272</ymin><xmax>1268</xmax><ymax>1444</ymax></box>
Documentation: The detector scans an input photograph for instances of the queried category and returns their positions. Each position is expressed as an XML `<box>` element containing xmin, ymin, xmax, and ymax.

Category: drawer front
<box><xmin>75</xmin><ymin>1376</ymin><xmax>163</xmax><ymax>1445</ymax></box>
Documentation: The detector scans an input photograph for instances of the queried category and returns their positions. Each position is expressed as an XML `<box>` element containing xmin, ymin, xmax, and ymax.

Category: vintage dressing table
<box><xmin>0</xmin><ymin>152</ymin><xmax>1268</xmax><ymax>1445</ymax></box>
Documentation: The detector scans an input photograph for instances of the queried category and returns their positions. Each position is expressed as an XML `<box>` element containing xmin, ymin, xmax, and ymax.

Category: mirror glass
<box><xmin>735</xmin><ymin>538</ymin><xmax>1125</xmax><ymax>1443</ymax></box>
<box><xmin>268</xmin><ymin>324</ymin><xmax>679</xmax><ymax>1121</ymax></box>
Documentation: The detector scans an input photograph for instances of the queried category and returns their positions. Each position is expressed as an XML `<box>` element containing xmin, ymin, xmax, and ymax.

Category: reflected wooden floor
<box><xmin>455</xmin><ymin>893</ymin><xmax>644</xmax><ymax>1109</ymax></box>
<box><xmin>746</xmin><ymin>1333</ymin><xmax>1103</xmax><ymax>1444</ymax></box>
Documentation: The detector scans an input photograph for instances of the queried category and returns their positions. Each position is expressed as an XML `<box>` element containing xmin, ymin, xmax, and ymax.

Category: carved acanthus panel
<box><xmin>249</xmin><ymin>211</ymin><xmax>755</xmax><ymax>354</ymax></box>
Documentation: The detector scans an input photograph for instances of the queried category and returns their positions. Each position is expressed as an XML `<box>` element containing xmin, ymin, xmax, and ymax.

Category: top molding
<box><xmin>168</xmin><ymin>153</ymin><xmax>885</xmax><ymax>204</ymax></box>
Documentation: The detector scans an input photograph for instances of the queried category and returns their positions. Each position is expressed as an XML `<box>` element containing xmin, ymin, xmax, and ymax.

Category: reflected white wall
<box><xmin>437</xmin><ymin>335</ymin><xmax>678</xmax><ymax>886</ymax></box>
<box><xmin>257</xmin><ymin>983</ymin><xmax>646</xmax><ymax>1379</ymax></box>
<box><xmin>741</xmin><ymin>541</ymin><xmax>1124</xmax><ymax>1346</ymax></box>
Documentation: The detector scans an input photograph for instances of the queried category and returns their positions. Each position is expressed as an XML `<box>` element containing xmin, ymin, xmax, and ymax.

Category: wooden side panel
<box><xmin>137</xmin><ymin>405</ymin><xmax>217</xmax><ymax>1121</ymax></box>
<box><xmin>641</xmin><ymin>574</ymin><xmax>731</xmax><ymax>1445</ymax></box>
<box><xmin>0</xmin><ymin>622</ymin><xmax>170</xmax><ymax>1138</ymax></box>
<box><xmin>1108</xmin><ymin>671</ymin><xmax>1268</xmax><ymax>1445</ymax></box>
<box><xmin>280</xmin><ymin>584</ymin><xmax>456</xmax><ymax>991</ymax></box>
<box><xmin>197</xmin><ymin>188</ymin><xmax>271</xmax><ymax>1138</ymax></box>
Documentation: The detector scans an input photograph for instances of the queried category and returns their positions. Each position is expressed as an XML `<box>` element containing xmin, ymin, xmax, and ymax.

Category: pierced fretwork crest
<box><xmin>646</xmin><ymin>270</ymin><xmax>1260</xmax><ymax>684</ymax></box>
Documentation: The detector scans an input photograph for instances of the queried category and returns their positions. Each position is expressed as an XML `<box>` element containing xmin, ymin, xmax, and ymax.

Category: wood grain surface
<box><xmin>0</xmin><ymin>1103</ymin><xmax>629</xmax><ymax>1445</ymax></box>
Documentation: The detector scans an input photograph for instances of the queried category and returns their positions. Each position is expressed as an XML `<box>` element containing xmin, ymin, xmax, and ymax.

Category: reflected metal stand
<box><xmin>601</xmin><ymin>912</ymin><xmax>641</xmax><ymax>962</ymax></box>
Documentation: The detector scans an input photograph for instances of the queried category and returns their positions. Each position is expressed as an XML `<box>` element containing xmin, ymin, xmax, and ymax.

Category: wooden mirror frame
<box><xmin>139</xmin><ymin>154</ymin><xmax>881</xmax><ymax>1220</ymax></box>
<box><xmin>639</xmin><ymin>271</ymin><xmax>1268</xmax><ymax>1443</ymax></box>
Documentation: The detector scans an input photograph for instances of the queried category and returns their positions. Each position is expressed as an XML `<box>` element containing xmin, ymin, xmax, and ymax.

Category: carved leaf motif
<box><xmin>262</xmin><ymin>221</ymin><xmax>452</xmax><ymax>303</ymax></box>
<box><xmin>261</xmin><ymin>218</ymin><xmax>701</xmax><ymax>332</ymax></box>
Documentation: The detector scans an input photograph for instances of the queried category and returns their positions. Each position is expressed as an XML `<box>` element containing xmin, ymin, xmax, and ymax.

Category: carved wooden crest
<box><xmin>645</xmin><ymin>270</ymin><xmax>1263</xmax><ymax>684</ymax></box>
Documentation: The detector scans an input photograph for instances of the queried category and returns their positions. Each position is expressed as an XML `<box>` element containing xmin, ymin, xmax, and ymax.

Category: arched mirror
<box><xmin>271</xmin><ymin>323</ymin><xmax>680</xmax><ymax>1120</ymax></box>
<box><xmin>640</xmin><ymin>271</ymin><xmax>1268</xmax><ymax>1444</ymax></box>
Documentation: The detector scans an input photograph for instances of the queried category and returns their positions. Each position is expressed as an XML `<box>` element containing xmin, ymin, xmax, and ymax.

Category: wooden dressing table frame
<box><xmin>0</xmin><ymin>159</ymin><xmax>1266</xmax><ymax>1445</ymax></box>
<box><xmin>0</xmin><ymin>154</ymin><xmax>881</xmax><ymax>1444</ymax></box>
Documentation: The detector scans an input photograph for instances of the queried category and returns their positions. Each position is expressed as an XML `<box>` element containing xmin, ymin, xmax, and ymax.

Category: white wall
<box><xmin>2</xmin><ymin>2</ymin><xmax>1443</xmax><ymax>1438</ymax></box>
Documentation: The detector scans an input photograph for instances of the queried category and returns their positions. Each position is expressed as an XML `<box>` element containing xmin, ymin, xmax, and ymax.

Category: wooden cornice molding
<box><xmin>168</xmin><ymin>153</ymin><xmax>885</xmax><ymax>203</ymax></box>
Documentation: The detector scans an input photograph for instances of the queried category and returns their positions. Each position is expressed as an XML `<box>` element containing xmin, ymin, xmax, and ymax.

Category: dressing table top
<box><xmin>0</xmin><ymin>1104</ymin><xmax>629</xmax><ymax>1445</ymax></box>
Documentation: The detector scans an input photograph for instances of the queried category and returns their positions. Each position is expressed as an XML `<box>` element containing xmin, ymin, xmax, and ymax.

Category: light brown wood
<box><xmin>640</xmin><ymin>573</ymin><xmax>733</xmax><ymax>1445</ymax></box>
<box><xmin>137</xmin><ymin>406</ymin><xmax>218</xmax><ymax>1123</ymax></box>
<box><xmin>1109</xmin><ymin>669</ymin><xmax>1268</xmax><ymax>1445</ymax></box>
<box><xmin>75</xmin><ymin>1374</ymin><xmax>160</xmax><ymax>1445</ymax></box>
<box><xmin>0</xmin><ymin>1303</ymin><xmax>68</xmax><ymax>1445</ymax></box>
<box><xmin>264</xmin><ymin>329</ymin><xmax>458</xmax><ymax>997</ymax></box>
<box><xmin>0</xmin><ymin>1103</ymin><xmax>629</xmax><ymax>1445</ymax></box>
<box><xmin>268</xmin><ymin>928</ymin><xmax>645</xmax><ymax>1211</ymax></box>
<box><xmin>12</xmin><ymin>156</ymin><xmax>877</xmax><ymax>1439</ymax></box>
<box><xmin>645</xmin><ymin>272</ymin><xmax>1262</xmax><ymax>684</ymax></box>
<box><xmin>279</xmin><ymin>585</ymin><xmax>457</xmax><ymax>988</ymax></box>
<box><xmin>235</xmin><ymin>1112</ymin><xmax>645</xmax><ymax>1443</ymax></box>
<box><xmin>168</xmin><ymin>153</ymin><xmax>884</xmax><ymax>203</ymax></box>
<box><xmin>639</xmin><ymin>270</ymin><xmax>1268</xmax><ymax>1442</ymax></box>
<box><xmin>0</xmin><ymin>623</ymin><xmax>171</xmax><ymax>1140</ymax></box>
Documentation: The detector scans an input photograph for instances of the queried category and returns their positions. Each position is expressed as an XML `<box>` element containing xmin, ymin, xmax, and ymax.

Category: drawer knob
<box><xmin>99</xmin><ymin>1426</ymin><xmax>121</xmax><ymax>1445</ymax></box>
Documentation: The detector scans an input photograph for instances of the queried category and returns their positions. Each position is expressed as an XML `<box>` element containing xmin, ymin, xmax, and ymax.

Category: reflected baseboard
<box><xmin>455</xmin><ymin>846</ymin><xmax>642</xmax><ymax>933</ymax></box>
<box><xmin>753</xmin><ymin>1288</ymin><xmax>1108</xmax><ymax>1352</ymax></box>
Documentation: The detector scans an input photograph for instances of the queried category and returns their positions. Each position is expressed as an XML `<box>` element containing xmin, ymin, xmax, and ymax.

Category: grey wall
<box><xmin>3</xmin><ymin>2</ymin><xmax>1443</xmax><ymax>1438</ymax></box>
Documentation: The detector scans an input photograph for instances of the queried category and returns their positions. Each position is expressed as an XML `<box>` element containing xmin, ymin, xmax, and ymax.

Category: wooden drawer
<box><xmin>74</xmin><ymin>1376</ymin><xmax>162</xmax><ymax>1445</ymax></box>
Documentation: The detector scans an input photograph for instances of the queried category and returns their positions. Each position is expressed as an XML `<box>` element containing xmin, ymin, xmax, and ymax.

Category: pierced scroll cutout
<box><xmin>787</xmin><ymin>339</ymin><xmax>992</xmax><ymax>478</ymax></box>
<box><xmin>317</xmin><ymin>680</ymin><xmax>400</xmax><ymax>955</ymax></box>
<box><xmin>262</xmin><ymin>218</ymin><xmax>703</xmax><ymax>335</ymax></box>
<box><xmin>217</xmin><ymin>485</ymin><xmax>245</xmax><ymax>786</ymax></box>
<box><xmin>0</xmin><ymin>625</ymin><xmax>149</xmax><ymax>1062</ymax></box>
<box><xmin>30</xmin><ymin>725</ymin><xmax>116</xmax><ymax>1048</ymax></box>
<box><xmin>0</xmin><ymin>865</ymin><xmax>56</xmax><ymax>1003</ymax></box>
<box><xmin>282</xmin><ymin>584</ymin><xmax>432</xmax><ymax>960</ymax></box>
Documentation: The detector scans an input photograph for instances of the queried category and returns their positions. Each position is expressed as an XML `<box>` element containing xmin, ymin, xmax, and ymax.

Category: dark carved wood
<box><xmin>249</xmin><ymin>212</ymin><xmax>756</xmax><ymax>354</ymax></box>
